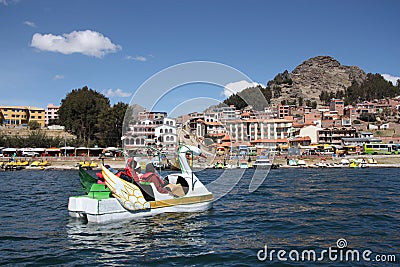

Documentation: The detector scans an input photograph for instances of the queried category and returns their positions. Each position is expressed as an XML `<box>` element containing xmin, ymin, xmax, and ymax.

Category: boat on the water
<box><xmin>252</xmin><ymin>155</ymin><xmax>272</xmax><ymax>169</ymax></box>
<box><xmin>78</xmin><ymin>165</ymin><xmax>102</xmax><ymax>194</ymax></box>
<box><xmin>68</xmin><ymin>145</ymin><xmax>214</xmax><ymax>223</ymax></box>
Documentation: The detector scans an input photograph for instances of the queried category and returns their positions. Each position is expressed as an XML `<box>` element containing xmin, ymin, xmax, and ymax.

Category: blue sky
<box><xmin>0</xmin><ymin>0</ymin><xmax>399</xmax><ymax>116</ymax></box>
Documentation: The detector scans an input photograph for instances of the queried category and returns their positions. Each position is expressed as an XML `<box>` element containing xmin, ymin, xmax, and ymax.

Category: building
<box><xmin>356</xmin><ymin>101</ymin><xmax>376</xmax><ymax>114</ymax></box>
<box><xmin>138</xmin><ymin>110</ymin><xmax>167</xmax><ymax>121</ymax></box>
<box><xmin>341</xmin><ymin>137</ymin><xmax>382</xmax><ymax>147</ymax></box>
<box><xmin>45</xmin><ymin>104</ymin><xmax>60</xmax><ymax>125</ymax></box>
<box><xmin>329</xmin><ymin>99</ymin><xmax>344</xmax><ymax>116</ymax></box>
<box><xmin>195</xmin><ymin>120</ymin><xmax>226</xmax><ymax>139</ymax></box>
<box><xmin>277</xmin><ymin>104</ymin><xmax>291</xmax><ymax>119</ymax></box>
<box><xmin>304</xmin><ymin>110</ymin><xmax>322</xmax><ymax>126</ymax></box>
<box><xmin>124</xmin><ymin>119</ymin><xmax>157</xmax><ymax>148</ymax></box>
<box><xmin>0</xmin><ymin>105</ymin><xmax>46</xmax><ymax>127</ymax></box>
<box><xmin>344</xmin><ymin>105</ymin><xmax>358</xmax><ymax>120</ymax></box>
<box><xmin>250</xmin><ymin>138</ymin><xmax>287</xmax><ymax>151</ymax></box>
<box><xmin>123</xmin><ymin>116</ymin><xmax>178</xmax><ymax>152</ymax></box>
<box><xmin>317</xmin><ymin>128</ymin><xmax>357</xmax><ymax>145</ymax></box>
<box><xmin>213</xmin><ymin>105</ymin><xmax>238</xmax><ymax>121</ymax></box>
<box><xmin>289</xmin><ymin>136</ymin><xmax>312</xmax><ymax>147</ymax></box>
<box><xmin>154</xmin><ymin>117</ymin><xmax>178</xmax><ymax>151</ymax></box>
<box><xmin>224</xmin><ymin>118</ymin><xmax>293</xmax><ymax>143</ymax></box>
<box><xmin>299</xmin><ymin>125</ymin><xmax>323</xmax><ymax>144</ymax></box>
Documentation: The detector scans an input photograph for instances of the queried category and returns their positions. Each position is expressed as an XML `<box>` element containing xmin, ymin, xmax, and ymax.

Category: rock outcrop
<box><xmin>271</xmin><ymin>56</ymin><xmax>367</xmax><ymax>105</ymax></box>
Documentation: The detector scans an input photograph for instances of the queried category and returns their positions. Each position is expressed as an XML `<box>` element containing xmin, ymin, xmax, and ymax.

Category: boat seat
<box><xmin>176</xmin><ymin>176</ymin><xmax>189</xmax><ymax>194</ymax></box>
<box><xmin>87</xmin><ymin>184</ymin><xmax>111</xmax><ymax>199</ymax></box>
<box><xmin>138</xmin><ymin>182</ymin><xmax>156</xmax><ymax>201</ymax></box>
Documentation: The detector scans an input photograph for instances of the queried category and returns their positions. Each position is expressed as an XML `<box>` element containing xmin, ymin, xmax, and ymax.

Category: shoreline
<box><xmin>1</xmin><ymin>154</ymin><xmax>400</xmax><ymax>171</ymax></box>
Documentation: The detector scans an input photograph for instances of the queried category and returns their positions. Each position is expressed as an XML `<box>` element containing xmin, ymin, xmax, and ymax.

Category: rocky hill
<box><xmin>270</xmin><ymin>56</ymin><xmax>367</xmax><ymax>105</ymax></box>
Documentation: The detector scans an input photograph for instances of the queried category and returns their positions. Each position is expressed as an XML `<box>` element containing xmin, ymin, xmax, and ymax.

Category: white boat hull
<box><xmin>68</xmin><ymin>196</ymin><xmax>213</xmax><ymax>223</ymax></box>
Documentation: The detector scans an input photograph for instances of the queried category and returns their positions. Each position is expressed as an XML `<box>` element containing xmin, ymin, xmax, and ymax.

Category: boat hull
<box><xmin>68</xmin><ymin>196</ymin><xmax>213</xmax><ymax>223</ymax></box>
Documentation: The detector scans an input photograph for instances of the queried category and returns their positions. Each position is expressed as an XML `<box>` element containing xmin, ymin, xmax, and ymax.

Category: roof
<box><xmin>341</xmin><ymin>137</ymin><xmax>382</xmax><ymax>142</ymax></box>
<box><xmin>250</xmin><ymin>138</ymin><xmax>287</xmax><ymax>144</ymax></box>
<box><xmin>290</xmin><ymin>136</ymin><xmax>311</xmax><ymax>142</ymax></box>
<box><xmin>220</xmin><ymin>142</ymin><xmax>232</xmax><ymax>147</ymax></box>
<box><xmin>204</xmin><ymin>121</ymin><xmax>223</xmax><ymax>126</ymax></box>
<box><xmin>221</xmin><ymin>134</ymin><xmax>231</xmax><ymax>141</ymax></box>
<box><xmin>208</xmin><ymin>133</ymin><xmax>225</xmax><ymax>137</ymax></box>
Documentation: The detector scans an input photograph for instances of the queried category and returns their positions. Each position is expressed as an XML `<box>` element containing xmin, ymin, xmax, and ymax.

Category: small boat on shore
<box><xmin>30</xmin><ymin>160</ymin><xmax>50</xmax><ymax>167</ymax></box>
<box><xmin>76</xmin><ymin>161</ymin><xmax>98</xmax><ymax>170</ymax></box>
<box><xmin>68</xmin><ymin>145</ymin><xmax>214</xmax><ymax>223</ymax></box>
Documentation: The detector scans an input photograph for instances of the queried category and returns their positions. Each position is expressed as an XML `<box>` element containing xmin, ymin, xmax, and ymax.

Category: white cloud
<box><xmin>0</xmin><ymin>0</ymin><xmax>18</xmax><ymax>5</ymax></box>
<box><xmin>31</xmin><ymin>30</ymin><xmax>121</xmax><ymax>58</ymax></box>
<box><xmin>223</xmin><ymin>80</ymin><xmax>263</xmax><ymax>97</ymax></box>
<box><xmin>104</xmin><ymin>88</ymin><xmax>132</xmax><ymax>98</ymax></box>
<box><xmin>53</xmin><ymin>74</ymin><xmax>64</xmax><ymax>80</ymax></box>
<box><xmin>23</xmin><ymin>21</ymin><xmax>36</xmax><ymax>27</ymax></box>
<box><xmin>126</xmin><ymin>55</ymin><xmax>147</xmax><ymax>62</ymax></box>
<box><xmin>382</xmin><ymin>74</ymin><xmax>400</xmax><ymax>86</ymax></box>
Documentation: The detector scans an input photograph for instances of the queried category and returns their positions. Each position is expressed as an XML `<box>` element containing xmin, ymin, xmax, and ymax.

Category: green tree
<box><xmin>58</xmin><ymin>86</ymin><xmax>110</xmax><ymax>146</ymax></box>
<box><xmin>359</xmin><ymin>112</ymin><xmax>376</xmax><ymax>122</ymax></box>
<box><xmin>95</xmin><ymin>102</ymin><xmax>128</xmax><ymax>147</ymax></box>
<box><xmin>223</xmin><ymin>85</ymin><xmax>270</xmax><ymax>110</ymax></box>
<box><xmin>28</xmin><ymin>121</ymin><xmax>41</xmax><ymax>130</ymax></box>
<box><xmin>298</xmin><ymin>97</ymin><xmax>304</xmax><ymax>107</ymax></box>
<box><xmin>311</xmin><ymin>101</ymin><xmax>318</xmax><ymax>109</ymax></box>
<box><xmin>345</xmin><ymin>74</ymin><xmax>400</xmax><ymax>105</ymax></box>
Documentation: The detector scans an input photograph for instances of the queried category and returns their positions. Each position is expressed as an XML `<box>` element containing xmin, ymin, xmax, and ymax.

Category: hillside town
<box><xmin>1</xmin><ymin>94</ymin><xmax>400</xmax><ymax>165</ymax></box>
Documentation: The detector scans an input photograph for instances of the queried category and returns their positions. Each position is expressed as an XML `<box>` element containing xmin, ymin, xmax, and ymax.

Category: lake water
<box><xmin>0</xmin><ymin>168</ymin><xmax>399</xmax><ymax>266</ymax></box>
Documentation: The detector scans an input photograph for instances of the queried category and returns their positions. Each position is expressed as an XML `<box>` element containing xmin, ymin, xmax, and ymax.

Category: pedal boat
<box><xmin>68</xmin><ymin>145</ymin><xmax>213</xmax><ymax>223</ymax></box>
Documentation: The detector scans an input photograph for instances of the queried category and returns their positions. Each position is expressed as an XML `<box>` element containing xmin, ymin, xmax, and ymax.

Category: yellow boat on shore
<box><xmin>77</xmin><ymin>161</ymin><xmax>98</xmax><ymax>169</ymax></box>
<box><xmin>31</xmin><ymin>160</ymin><xmax>51</xmax><ymax>167</ymax></box>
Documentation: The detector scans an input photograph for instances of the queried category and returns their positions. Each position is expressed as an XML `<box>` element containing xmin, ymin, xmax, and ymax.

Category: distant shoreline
<box><xmin>1</xmin><ymin>154</ymin><xmax>400</xmax><ymax>170</ymax></box>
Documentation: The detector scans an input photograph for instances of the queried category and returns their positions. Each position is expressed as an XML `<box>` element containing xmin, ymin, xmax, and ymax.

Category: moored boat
<box><xmin>252</xmin><ymin>155</ymin><xmax>272</xmax><ymax>169</ymax></box>
<box><xmin>239</xmin><ymin>161</ymin><xmax>248</xmax><ymax>169</ymax></box>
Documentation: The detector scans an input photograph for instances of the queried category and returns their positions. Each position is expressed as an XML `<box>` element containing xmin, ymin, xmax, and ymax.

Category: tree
<box><xmin>359</xmin><ymin>112</ymin><xmax>376</xmax><ymax>122</ymax></box>
<box><xmin>298</xmin><ymin>97</ymin><xmax>304</xmax><ymax>107</ymax></box>
<box><xmin>223</xmin><ymin>85</ymin><xmax>270</xmax><ymax>110</ymax></box>
<box><xmin>58</xmin><ymin>86</ymin><xmax>110</xmax><ymax>146</ymax></box>
<box><xmin>345</xmin><ymin>74</ymin><xmax>400</xmax><ymax>105</ymax></box>
<box><xmin>95</xmin><ymin>102</ymin><xmax>128</xmax><ymax>147</ymax></box>
<box><xmin>311</xmin><ymin>101</ymin><xmax>318</xmax><ymax>109</ymax></box>
<box><xmin>28</xmin><ymin>121</ymin><xmax>41</xmax><ymax>130</ymax></box>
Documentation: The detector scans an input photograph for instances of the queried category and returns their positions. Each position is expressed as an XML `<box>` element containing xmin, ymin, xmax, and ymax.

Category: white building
<box><xmin>299</xmin><ymin>125</ymin><xmax>323</xmax><ymax>144</ymax></box>
<box><xmin>155</xmin><ymin>117</ymin><xmax>177</xmax><ymax>151</ymax></box>
<box><xmin>45</xmin><ymin>104</ymin><xmax>60</xmax><ymax>125</ymax></box>
<box><xmin>123</xmin><ymin>117</ymin><xmax>178</xmax><ymax>152</ymax></box>
<box><xmin>225</xmin><ymin>119</ymin><xmax>293</xmax><ymax>143</ymax></box>
<box><xmin>124</xmin><ymin>119</ymin><xmax>156</xmax><ymax>148</ymax></box>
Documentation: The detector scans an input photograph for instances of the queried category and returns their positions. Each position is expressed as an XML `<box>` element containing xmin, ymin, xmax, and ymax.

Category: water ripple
<box><xmin>0</xmin><ymin>168</ymin><xmax>399</xmax><ymax>266</ymax></box>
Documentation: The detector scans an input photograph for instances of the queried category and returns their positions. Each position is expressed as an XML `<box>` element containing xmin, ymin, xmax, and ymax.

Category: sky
<box><xmin>0</xmin><ymin>0</ymin><xmax>399</xmax><ymax>116</ymax></box>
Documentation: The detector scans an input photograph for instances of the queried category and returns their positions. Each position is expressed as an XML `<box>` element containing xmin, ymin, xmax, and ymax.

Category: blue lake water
<box><xmin>0</xmin><ymin>168</ymin><xmax>399</xmax><ymax>266</ymax></box>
